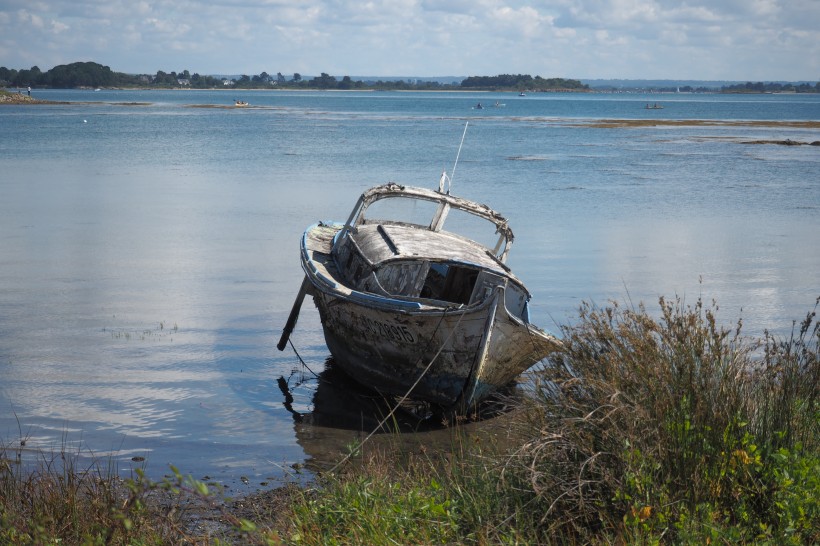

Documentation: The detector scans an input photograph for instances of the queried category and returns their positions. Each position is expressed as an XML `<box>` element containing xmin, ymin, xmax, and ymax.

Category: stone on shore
<box><xmin>0</xmin><ymin>90</ymin><xmax>51</xmax><ymax>104</ymax></box>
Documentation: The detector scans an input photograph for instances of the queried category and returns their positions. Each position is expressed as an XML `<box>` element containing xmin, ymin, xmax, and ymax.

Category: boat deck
<box><xmin>353</xmin><ymin>223</ymin><xmax>507</xmax><ymax>275</ymax></box>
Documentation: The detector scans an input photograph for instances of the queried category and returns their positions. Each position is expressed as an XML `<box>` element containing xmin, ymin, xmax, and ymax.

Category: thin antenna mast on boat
<box><xmin>439</xmin><ymin>122</ymin><xmax>468</xmax><ymax>195</ymax></box>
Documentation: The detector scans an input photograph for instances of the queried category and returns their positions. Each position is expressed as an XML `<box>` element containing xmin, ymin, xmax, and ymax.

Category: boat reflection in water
<box><xmin>278</xmin><ymin>359</ymin><xmax>524</xmax><ymax>472</ymax></box>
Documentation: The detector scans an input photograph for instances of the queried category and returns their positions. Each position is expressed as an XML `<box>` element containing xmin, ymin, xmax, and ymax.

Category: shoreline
<box><xmin>7</xmin><ymin>85</ymin><xmax>819</xmax><ymax>95</ymax></box>
<box><xmin>3</xmin><ymin>91</ymin><xmax>819</xmax><ymax>132</ymax></box>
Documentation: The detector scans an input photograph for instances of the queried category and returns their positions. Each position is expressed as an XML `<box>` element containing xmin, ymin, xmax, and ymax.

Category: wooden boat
<box><xmin>278</xmin><ymin>176</ymin><xmax>562</xmax><ymax>412</ymax></box>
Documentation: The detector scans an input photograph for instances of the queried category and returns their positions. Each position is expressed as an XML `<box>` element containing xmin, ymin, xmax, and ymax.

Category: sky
<box><xmin>1</xmin><ymin>0</ymin><xmax>819</xmax><ymax>81</ymax></box>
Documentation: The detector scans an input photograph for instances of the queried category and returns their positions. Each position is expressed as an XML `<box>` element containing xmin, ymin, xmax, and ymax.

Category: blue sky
<box><xmin>1</xmin><ymin>0</ymin><xmax>818</xmax><ymax>80</ymax></box>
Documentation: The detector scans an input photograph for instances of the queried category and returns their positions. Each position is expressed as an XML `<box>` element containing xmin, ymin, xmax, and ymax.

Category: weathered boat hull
<box><xmin>280</xmin><ymin>183</ymin><xmax>564</xmax><ymax>411</ymax></box>
<box><xmin>300</xmin><ymin>223</ymin><xmax>561</xmax><ymax>408</ymax></box>
<box><xmin>310</xmin><ymin>286</ymin><xmax>559</xmax><ymax>407</ymax></box>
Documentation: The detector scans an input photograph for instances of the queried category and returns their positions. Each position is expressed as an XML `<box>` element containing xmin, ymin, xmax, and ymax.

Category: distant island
<box><xmin>2</xmin><ymin>61</ymin><xmax>818</xmax><ymax>94</ymax></box>
<box><xmin>1</xmin><ymin>61</ymin><xmax>587</xmax><ymax>92</ymax></box>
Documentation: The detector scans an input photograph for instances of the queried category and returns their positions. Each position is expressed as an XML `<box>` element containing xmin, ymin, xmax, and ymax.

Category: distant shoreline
<box><xmin>5</xmin><ymin>86</ymin><xmax>818</xmax><ymax>97</ymax></box>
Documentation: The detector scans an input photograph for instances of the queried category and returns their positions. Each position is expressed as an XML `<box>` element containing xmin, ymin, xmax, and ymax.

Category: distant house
<box><xmin>177</xmin><ymin>79</ymin><xmax>190</xmax><ymax>86</ymax></box>
<box><xmin>222</xmin><ymin>79</ymin><xmax>235</xmax><ymax>86</ymax></box>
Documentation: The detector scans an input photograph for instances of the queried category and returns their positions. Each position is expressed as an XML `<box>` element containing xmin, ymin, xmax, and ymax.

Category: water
<box><xmin>1</xmin><ymin>89</ymin><xmax>818</xmax><ymax>489</ymax></box>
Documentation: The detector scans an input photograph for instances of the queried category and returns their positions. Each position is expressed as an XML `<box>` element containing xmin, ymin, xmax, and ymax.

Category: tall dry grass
<box><xmin>505</xmin><ymin>295</ymin><xmax>819</xmax><ymax>542</ymax></box>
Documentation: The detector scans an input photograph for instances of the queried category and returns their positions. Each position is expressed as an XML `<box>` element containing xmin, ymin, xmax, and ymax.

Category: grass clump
<box><xmin>0</xmin><ymin>452</ymin><xmax>252</xmax><ymax>545</ymax></box>
<box><xmin>505</xmin><ymin>295</ymin><xmax>819</xmax><ymax>543</ymax></box>
<box><xmin>285</xmin><ymin>442</ymin><xmax>542</xmax><ymax>545</ymax></box>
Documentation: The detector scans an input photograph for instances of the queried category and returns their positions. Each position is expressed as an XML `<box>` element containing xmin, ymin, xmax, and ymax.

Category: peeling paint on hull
<box><xmin>311</xmin><ymin>286</ymin><xmax>560</xmax><ymax>407</ymax></box>
<box><xmin>313</xmin><ymin>288</ymin><xmax>488</xmax><ymax>406</ymax></box>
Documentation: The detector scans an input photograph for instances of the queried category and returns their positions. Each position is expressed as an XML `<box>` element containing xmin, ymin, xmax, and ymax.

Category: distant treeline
<box><xmin>1</xmin><ymin>61</ymin><xmax>587</xmax><ymax>92</ymax></box>
<box><xmin>2</xmin><ymin>62</ymin><xmax>817</xmax><ymax>93</ymax></box>
<box><xmin>721</xmin><ymin>81</ymin><xmax>820</xmax><ymax>93</ymax></box>
<box><xmin>593</xmin><ymin>85</ymin><xmax>722</xmax><ymax>93</ymax></box>
<box><xmin>1</xmin><ymin>62</ymin><xmax>138</xmax><ymax>88</ymax></box>
<box><xmin>460</xmin><ymin>74</ymin><xmax>588</xmax><ymax>91</ymax></box>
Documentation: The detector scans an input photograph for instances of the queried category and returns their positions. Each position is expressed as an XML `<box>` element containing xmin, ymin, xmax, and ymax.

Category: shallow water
<box><xmin>1</xmin><ymin>89</ymin><xmax>818</xmax><ymax>489</ymax></box>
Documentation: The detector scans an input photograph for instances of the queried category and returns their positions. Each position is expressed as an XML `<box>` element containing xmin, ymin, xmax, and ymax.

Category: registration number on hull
<box><xmin>360</xmin><ymin>316</ymin><xmax>416</xmax><ymax>344</ymax></box>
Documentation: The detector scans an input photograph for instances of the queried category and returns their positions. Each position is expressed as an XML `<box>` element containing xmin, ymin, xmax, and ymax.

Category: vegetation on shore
<box><xmin>0</xmin><ymin>61</ymin><xmax>587</xmax><ymax>92</ymax></box>
<box><xmin>722</xmin><ymin>81</ymin><xmax>820</xmax><ymax>94</ymax></box>
<box><xmin>2</xmin><ymin>295</ymin><xmax>818</xmax><ymax>544</ymax></box>
<box><xmin>0</xmin><ymin>89</ymin><xmax>54</xmax><ymax>104</ymax></box>
<box><xmin>460</xmin><ymin>74</ymin><xmax>588</xmax><ymax>91</ymax></box>
<box><xmin>5</xmin><ymin>61</ymin><xmax>818</xmax><ymax>94</ymax></box>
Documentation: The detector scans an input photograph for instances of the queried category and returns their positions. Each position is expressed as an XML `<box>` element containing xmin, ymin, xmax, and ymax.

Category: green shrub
<box><xmin>506</xmin><ymin>295</ymin><xmax>818</xmax><ymax>543</ymax></box>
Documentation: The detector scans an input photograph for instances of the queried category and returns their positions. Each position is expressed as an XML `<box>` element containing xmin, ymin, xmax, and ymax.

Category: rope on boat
<box><xmin>287</xmin><ymin>337</ymin><xmax>321</xmax><ymax>379</ymax></box>
<box><xmin>447</xmin><ymin>122</ymin><xmax>469</xmax><ymax>194</ymax></box>
<box><xmin>327</xmin><ymin>307</ymin><xmax>465</xmax><ymax>474</ymax></box>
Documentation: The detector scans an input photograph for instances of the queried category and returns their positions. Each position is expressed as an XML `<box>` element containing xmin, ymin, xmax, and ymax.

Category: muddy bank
<box><xmin>741</xmin><ymin>138</ymin><xmax>820</xmax><ymax>146</ymax></box>
<box><xmin>578</xmin><ymin>118</ymin><xmax>820</xmax><ymax>129</ymax></box>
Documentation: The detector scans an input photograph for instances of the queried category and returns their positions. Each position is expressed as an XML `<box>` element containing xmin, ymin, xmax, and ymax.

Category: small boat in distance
<box><xmin>645</xmin><ymin>103</ymin><xmax>664</xmax><ymax>109</ymax></box>
<box><xmin>518</xmin><ymin>91</ymin><xmax>526</xmax><ymax>96</ymax></box>
<box><xmin>278</xmin><ymin>128</ymin><xmax>562</xmax><ymax>412</ymax></box>
<box><xmin>235</xmin><ymin>100</ymin><xmax>249</xmax><ymax>107</ymax></box>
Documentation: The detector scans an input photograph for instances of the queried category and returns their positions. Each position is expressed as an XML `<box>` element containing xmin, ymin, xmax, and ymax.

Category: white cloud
<box><xmin>17</xmin><ymin>9</ymin><xmax>45</xmax><ymax>29</ymax></box>
<box><xmin>0</xmin><ymin>0</ymin><xmax>817</xmax><ymax>79</ymax></box>
<box><xmin>50</xmin><ymin>19</ymin><xmax>69</xmax><ymax>33</ymax></box>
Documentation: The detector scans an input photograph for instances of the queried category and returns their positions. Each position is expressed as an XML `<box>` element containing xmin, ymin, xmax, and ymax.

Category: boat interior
<box><xmin>332</xmin><ymin>224</ymin><xmax>530</xmax><ymax>318</ymax></box>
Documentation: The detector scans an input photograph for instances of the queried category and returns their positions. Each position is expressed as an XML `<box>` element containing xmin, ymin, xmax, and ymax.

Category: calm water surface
<box><xmin>1</xmin><ymin>89</ymin><xmax>818</xmax><ymax>489</ymax></box>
